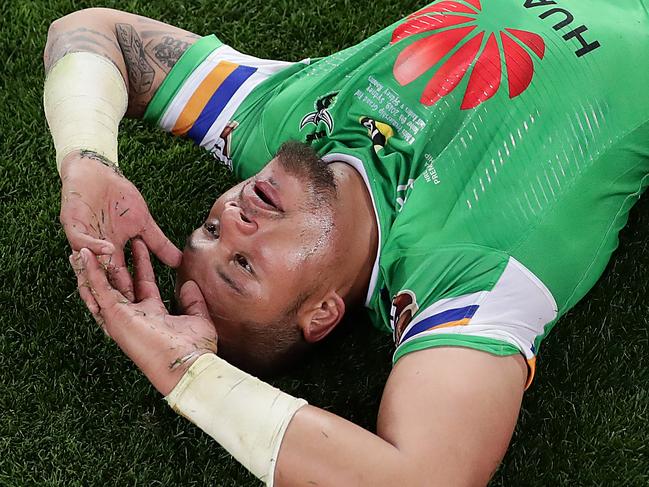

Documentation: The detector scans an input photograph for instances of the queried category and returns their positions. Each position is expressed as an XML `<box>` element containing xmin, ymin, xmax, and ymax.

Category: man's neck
<box><xmin>329</xmin><ymin>161</ymin><xmax>379</xmax><ymax>306</ymax></box>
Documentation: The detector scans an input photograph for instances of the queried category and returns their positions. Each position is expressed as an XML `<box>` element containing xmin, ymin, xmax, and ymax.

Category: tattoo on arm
<box><xmin>65</xmin><ymin>27</ymin><xmax>121</xmax><ymax>49</ymax></box>
<box><xmin>44</xmin><ymin>27</ymin><xmax>120</xmax><ymax>73</ymax></box>
<box><xmin>45</xmin><ymin>17</ymin><xmax>199</xmax><ymax>117</ymax></box>
<box><xmin>115</xmin><ymin>23</ymin><xmax>155</xmax><ymax>95</ymax></box>
<box><xmin>147</xmin><ymin>35</ymin><xmax>192</xmax><ymax>73</ymax></box>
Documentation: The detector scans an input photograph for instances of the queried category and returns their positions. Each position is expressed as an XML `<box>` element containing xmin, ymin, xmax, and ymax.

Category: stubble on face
<box><xmin>272</xmin><ymin>140</ymin><xmax>340</xmax><ymax>264</ymax></box>
<box><xmin>275</xmin><ymin>141</ymin><xmax>337</xmax><ymax>209</ymax></box>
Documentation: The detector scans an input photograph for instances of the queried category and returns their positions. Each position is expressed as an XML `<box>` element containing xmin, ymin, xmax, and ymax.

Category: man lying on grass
<box><xmin>45</xmin><ymin>3</ymin><xmax>649</xmax><ymax>486</ymax></box>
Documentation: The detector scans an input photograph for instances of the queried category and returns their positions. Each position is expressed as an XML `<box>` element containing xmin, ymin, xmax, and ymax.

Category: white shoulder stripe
<box><xmin>159</xmin><ymin>46</ymin><xmax>230</xmax><ymax>131</ymax></box>
<box><xmin>199</xmin><ymin>71</ymin><xmax>268</xmax><ymax>149</ymax></box>
<box><xmin>160</xmin><ymin>45</ymin><xmax>300</xmax><ymax>133</ymax></box>
<box><xmin>398</xmin><ymin>256</ymin><xmax>558</xmax><ymax>358</ymax></box>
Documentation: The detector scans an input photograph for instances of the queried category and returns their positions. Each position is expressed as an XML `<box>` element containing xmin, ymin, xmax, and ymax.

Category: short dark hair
<box><xmin>217</xmin><ymin>302</ymin><xmax>311</xmax><ymax>378</ymax></box>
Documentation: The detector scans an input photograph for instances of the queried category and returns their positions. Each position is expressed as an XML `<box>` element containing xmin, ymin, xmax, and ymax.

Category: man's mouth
<box><xmin>249</xmin><ymin>179</ymin><xmax>283</xmax><ymax>212</ymax></box>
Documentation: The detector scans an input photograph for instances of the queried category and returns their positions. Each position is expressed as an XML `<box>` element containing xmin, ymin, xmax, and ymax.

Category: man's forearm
<box><xmin>166</xmin><ymin>354</ymin><xmax>414</xmax><ymax>487</ymax></box>
<box><xmin>274</xmin><ymin>348</ymin><xmax>525</xmax><ymax>487</ymax></box>
<box><xmin>44</xmin><ymin>50</ymin><xmax>128</xmax><ymax>172</ymax></box>
<box><xmin>44</xmin><ymin>9</ymin><xmax>199</xmax><ymax>172</ymax></box>
<box><xmin>274</xmin><ymin>406</ymin><xmax>409</xmax><ymax>487</ymax></box>
<box><xmin>44</xmin><ymin>19</ymin><xmax>117</xmax><ymax>70</ymax></box>
<box><xmin>44</xmin><ymin>10</ymin><xmax>138</xmax><ymax>171</ymax></box>
<box><xmin>44</xmin><ymin>8</ymin><xmax>197</xmax><ymax>118</ymax></box>
<box><xmin>166</xmin><ymin>349</ymin><xmax>523</xmax><ymax>487</ymax></box>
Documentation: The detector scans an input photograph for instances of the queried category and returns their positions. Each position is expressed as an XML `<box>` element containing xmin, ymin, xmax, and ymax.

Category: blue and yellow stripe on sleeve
<box><xmin>144</xmin><ymin>34</ymin><xmax>295</xmax><ymax>151</ymax></box>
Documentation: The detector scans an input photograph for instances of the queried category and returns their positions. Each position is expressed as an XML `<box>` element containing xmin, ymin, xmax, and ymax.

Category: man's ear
<box><xmin>299</xmin><ymin>292</ymin><xmax>346</xmax><ymax>344</ymax></box>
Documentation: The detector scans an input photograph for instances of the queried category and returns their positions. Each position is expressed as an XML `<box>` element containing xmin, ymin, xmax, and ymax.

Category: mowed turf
<box><xmin>1</xmin><ymin>0</ymin><xmax>648</xmax><ymax>485</ymax></box>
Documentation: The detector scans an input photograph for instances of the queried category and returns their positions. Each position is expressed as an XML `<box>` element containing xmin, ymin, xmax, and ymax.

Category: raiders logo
<box><xmin>390</xmin><ymin>289</ymin><xmax>418</xmax><ymax>344</ymax></box>
<box><xmin>209</xmin><ymin>121</ymin><xmax>239</xmax><ymax>170</ymax></box>
<box><xmin>360</xmin><ymin>117</ymin><xmax>394</xmax><ymax>153</ymax></box>
<box><xmin>299</xmin><ymin>92</ymin><xmax>338</xmax><ymax>133</ymax></box>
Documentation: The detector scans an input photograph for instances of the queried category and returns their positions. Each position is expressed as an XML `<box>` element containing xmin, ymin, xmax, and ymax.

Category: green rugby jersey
<box><xmin>145</xmin><ymin>0</ymin><xmax>649</xmax><ymax>385</ymax></box>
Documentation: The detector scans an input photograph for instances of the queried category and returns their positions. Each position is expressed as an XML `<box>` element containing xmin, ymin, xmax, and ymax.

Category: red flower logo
<box><xmin>391</xmin><ymin>0</ymin><xmax>545</xmax><ymax>109</ymax></box>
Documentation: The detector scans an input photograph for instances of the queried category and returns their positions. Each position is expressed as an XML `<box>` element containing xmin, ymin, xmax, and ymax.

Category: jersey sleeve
<box><xmin>385</xmin><ymin>246</ymin><xmax>558</xmax><ymax>389</ymax></box>
<box><xmin>143</xmin><ymin>34</ymin><xmax>295</xmax><ymax>171</ymax></box>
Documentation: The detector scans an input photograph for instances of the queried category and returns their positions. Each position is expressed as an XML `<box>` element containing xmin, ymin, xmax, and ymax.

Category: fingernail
<box><xmin>101</xmin><ymin>244</ymin><xmax>114</xmax><ymax>254</ymax></box>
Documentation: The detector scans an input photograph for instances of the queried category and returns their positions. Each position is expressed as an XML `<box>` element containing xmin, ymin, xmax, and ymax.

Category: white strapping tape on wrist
<box><xmin>43</xmin><ymin>52</ymin><xmax>128</xmax><ymax>173</ymax></box>
<box><xmin>165</xmin><ymin>353</ymin><xmax>307</xmax><ymax>486</ymax></box>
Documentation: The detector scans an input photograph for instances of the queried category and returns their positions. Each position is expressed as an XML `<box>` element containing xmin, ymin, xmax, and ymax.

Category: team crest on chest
<box><xmin>299</xmin><ymin>92</ymin><xmax>338</xmax><ymax>134</ymax></box>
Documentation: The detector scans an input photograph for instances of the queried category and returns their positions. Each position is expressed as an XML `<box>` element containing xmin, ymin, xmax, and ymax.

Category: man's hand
<box><xmin>61</xmin><ymin>151</ymin><xmax>182</xmax><ymax>303</ymax></box>
<box><xmin>71</xmin><ymin>239</ymin><xmax>215</xmax><ymax>395</ymax></box>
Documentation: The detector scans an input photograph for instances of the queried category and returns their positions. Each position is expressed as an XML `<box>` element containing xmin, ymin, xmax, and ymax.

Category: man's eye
<box><xmin>235</xmin><ymin>253</ymin><xmax>252</xmax><ymax>273</ymax></box>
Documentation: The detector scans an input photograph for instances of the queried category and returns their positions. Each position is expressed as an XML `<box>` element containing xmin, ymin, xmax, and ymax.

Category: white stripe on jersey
<box><xmin>199</xmin><ymin>71</ymin><xmax>267</xmax><ymax>150</ymax></box>
<box><xmin>397</xmin><ymin>256</ymin><xmax>558</xmax><ymax>360</ymax></box>
<box><xmin>159</xmin><ymin>44</ymin><xmax>298</xmax><ymax>136</ymax></box>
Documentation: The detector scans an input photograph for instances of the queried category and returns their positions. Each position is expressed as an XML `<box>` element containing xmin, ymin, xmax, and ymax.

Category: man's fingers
<box><xmin>132</xmin><ymin>238</ymin><xmax>162</xmax><ymax>302</ymax></box>
<box><xmin>60</xmin><ymin>202</ymin><xmax>116</xmax><ymax>254</ymax></box>
<box><xmin>79</xmin><ymin>248</ymin><xmax>128</xmax><ymax>312</ymax></box>
<box><xmin>141</xmin><ymin>219</ymin><xmax>183</xmax><ymax>268</ymax></box>
<box><xmin>63</xmin><ymin>221</ymin><xmax>116</xmax><ymax>255</ymax></box>
<box><xmin>69</xmin><ymin>252</ymin><xmax>100</xmax><ymax>315</ymax></box>
<box><xmin>72</xmin><ymin>234</ymin><xmax>115</xmax><ymax>255</ymax></box>
<box><xmin>178</xmin><ymin>280</ymin><xmax>210</xmax><ymax>319</ymax></box>
<box><xmin>100</xmin><ymin>250</ymin><xmax>135</xmax><ymax>302</ymax></box>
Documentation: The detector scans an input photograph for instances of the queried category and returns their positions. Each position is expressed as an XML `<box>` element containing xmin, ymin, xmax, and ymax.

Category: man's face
<box><xmin>176</xmin><ymin>155</ymin><xmax>336</xmax><ymax>347</ymax></box>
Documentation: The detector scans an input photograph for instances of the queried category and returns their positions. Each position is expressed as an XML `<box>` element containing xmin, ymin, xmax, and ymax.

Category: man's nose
<box><xmin>221</xmin><ymin>203</ymin><xmax>258</xmax><ymax>238</ymax></box>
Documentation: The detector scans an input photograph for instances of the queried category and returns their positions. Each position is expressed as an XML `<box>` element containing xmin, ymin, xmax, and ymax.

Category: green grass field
<box><xmin>1</xmin><ymin>0</ymin><xmax>648</xmax><ymax>485</ymax></box>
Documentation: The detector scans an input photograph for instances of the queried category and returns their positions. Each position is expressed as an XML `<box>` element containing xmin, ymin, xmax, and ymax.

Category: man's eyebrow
<box><xmin>216</xmin><ymin>267</ymin><xmax>247</xmax><ymax>296</ymax></box>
